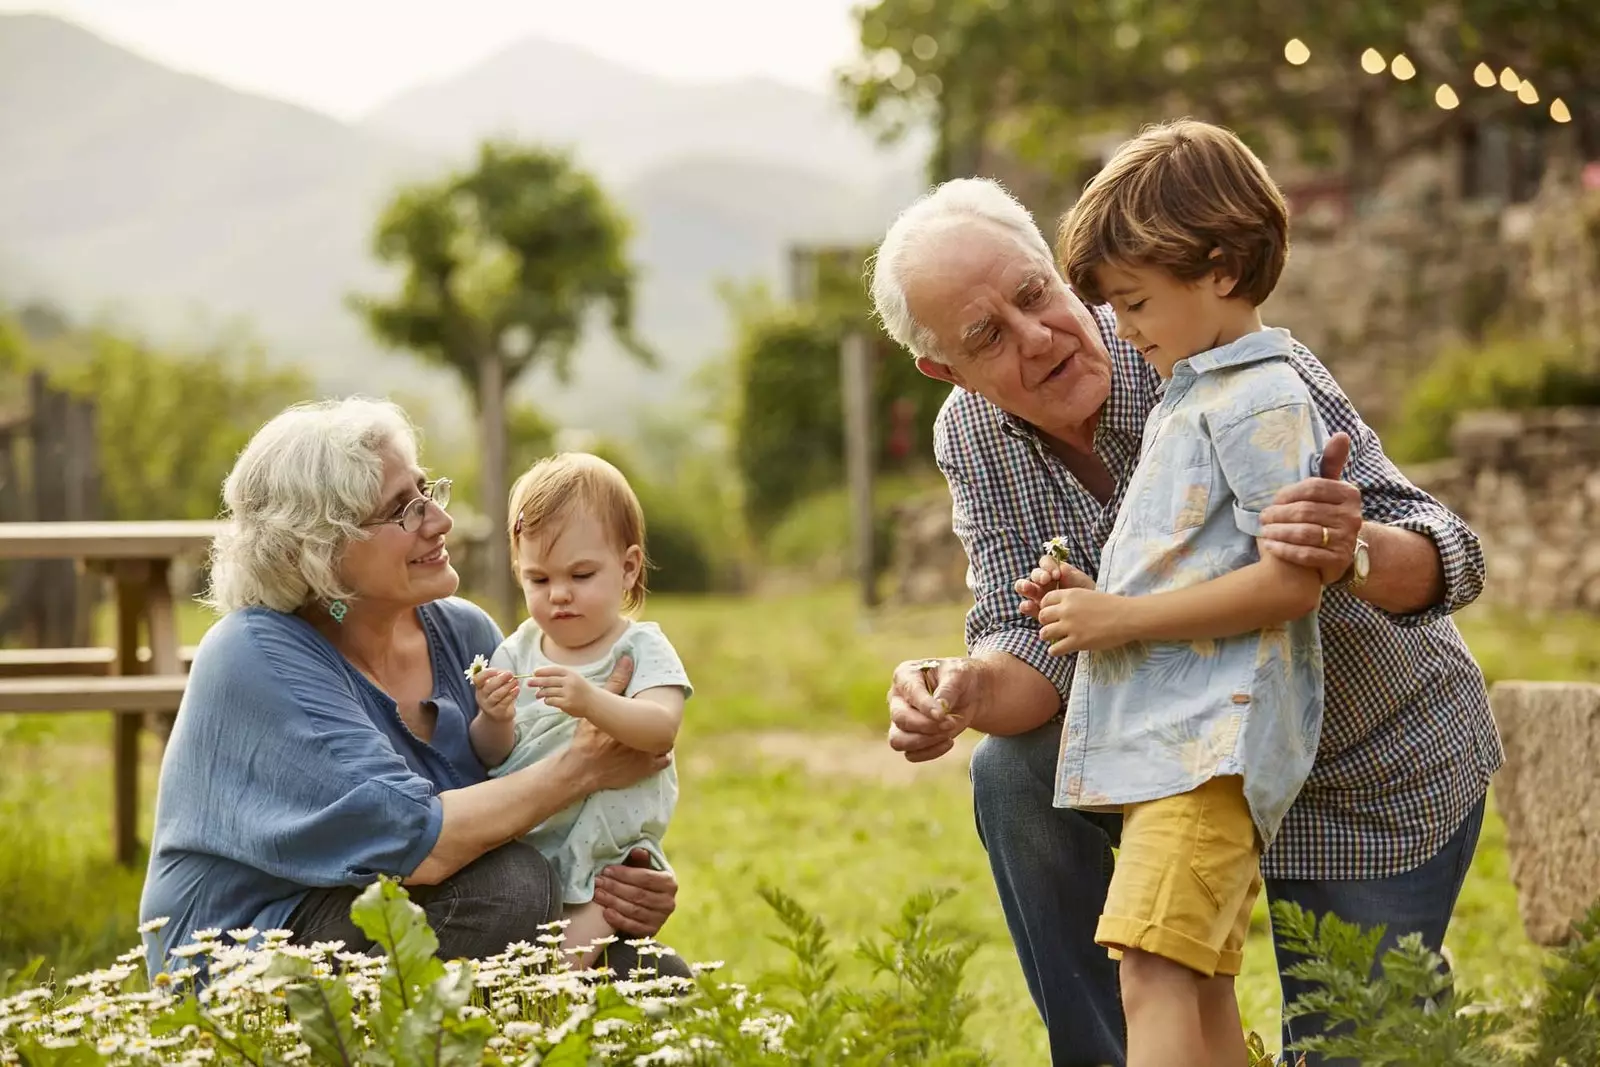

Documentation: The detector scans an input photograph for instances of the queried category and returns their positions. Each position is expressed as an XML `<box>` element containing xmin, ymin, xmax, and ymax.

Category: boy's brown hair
<box><xmin>1058</xmin><ymin>119</ymin><xmax>1289</xmax><ymax>307</ymax></box>
<box><xmin>507</xmin><ymin>452</ymin><xmax>648</xmax><ymax>611</ymax></box>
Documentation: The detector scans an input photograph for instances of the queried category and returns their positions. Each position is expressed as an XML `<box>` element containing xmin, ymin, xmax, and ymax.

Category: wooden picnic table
<box><xmin>0</xmin><ymin>520</ymin><xmax>224</xmax><ymax>864</ymax></box>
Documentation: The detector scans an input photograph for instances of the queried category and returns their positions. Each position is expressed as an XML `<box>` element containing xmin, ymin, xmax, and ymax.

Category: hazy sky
<box><xmin>0</xmin><ymin>0</ymin><xmax>867</xmax><ymax>119</ymax></box>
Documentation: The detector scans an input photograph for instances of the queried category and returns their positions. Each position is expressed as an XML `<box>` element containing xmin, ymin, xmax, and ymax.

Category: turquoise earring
<box><xmin>328</xmin><ymin>599</ymin><xmax>349</xmax><ymax>624</ymax></box>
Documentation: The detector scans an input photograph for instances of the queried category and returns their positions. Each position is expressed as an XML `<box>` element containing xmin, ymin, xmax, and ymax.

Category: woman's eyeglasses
<box><xmin>363</xmin><ymin>478</ymin><xmax>452</xmax><ymax>534</ymax></box>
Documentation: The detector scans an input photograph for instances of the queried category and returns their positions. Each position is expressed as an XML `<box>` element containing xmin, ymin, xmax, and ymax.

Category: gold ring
<box><xmin>1320</xmin><ymin>526</ymin><xmax>1330</xmax><ymax>548</ymax></box>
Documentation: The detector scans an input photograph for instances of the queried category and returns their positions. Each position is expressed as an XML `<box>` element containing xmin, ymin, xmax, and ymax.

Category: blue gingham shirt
<box><xmin>1057</xmin><ymin>329</ymin><xmax>1329</xmax><ymax>850</ymax></box>
<box><xmin>938</xmin><ymin>304</ymin><xmax>1503</xmax><ymax>880</ymax></box>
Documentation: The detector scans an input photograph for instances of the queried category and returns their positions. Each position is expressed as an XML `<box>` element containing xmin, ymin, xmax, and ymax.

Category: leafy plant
<box><xmin>0</xmin><ymin>878</ymin><xmax>991</xmax><ymax>1066</ymax></box>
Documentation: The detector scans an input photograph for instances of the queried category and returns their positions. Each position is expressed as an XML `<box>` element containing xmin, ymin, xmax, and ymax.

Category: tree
<box><xmin>351</xmin><ymin>141</ymin><xmax>650</xmax><ymax>623</ymax></box>
<box><xmin>842</xmin><ymin>0</ymin><xmax>1600</xmax><ymax>200</ymax></box>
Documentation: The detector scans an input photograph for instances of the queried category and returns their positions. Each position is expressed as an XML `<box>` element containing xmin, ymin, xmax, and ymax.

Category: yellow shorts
<box><xmin>1096</xmin><ymin>774</ymin><xmax>1262</xmax><ymax>977</ymax></box>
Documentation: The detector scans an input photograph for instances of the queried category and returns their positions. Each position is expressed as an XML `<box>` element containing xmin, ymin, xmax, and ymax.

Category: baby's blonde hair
<box><xmin>506</xmin><ymin>452</ymin><xmax>648</xmax><ymax>612</ymax></box>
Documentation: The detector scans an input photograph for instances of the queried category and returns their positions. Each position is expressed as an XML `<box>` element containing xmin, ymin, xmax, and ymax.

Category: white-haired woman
<box><xmin>139</xmin><ymin>398</ymin><xmax>689</xmax><ymax>978</ymax></box>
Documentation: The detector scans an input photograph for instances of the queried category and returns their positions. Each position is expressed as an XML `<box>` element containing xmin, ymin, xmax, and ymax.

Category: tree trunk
<box><xmin>476</xmin><ymin>350</ymin><xmax>515</xmax><ymax>630</ymax></box>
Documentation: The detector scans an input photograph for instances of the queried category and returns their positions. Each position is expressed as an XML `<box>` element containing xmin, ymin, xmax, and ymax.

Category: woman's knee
<box><xmin>445</xmin><ymin>841</ymin><xmax>563</xmax><ymax>934</ymax></box>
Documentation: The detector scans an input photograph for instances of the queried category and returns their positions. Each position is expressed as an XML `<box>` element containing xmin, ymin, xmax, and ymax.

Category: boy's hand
<box><xmin>1038</xmin><ymin>588</ymin><xmax>1131</xmax><ymax>655</ymax></box>
<box><xmin>531</xmin><ymin>665</ymin><xmax>598</xmax><ymax>718</ymax></box>
<box><xmin>473</xmin><ymin>668</ymin><xmax>519</xmax><ymax>722</ymax></box>
<box><xmin>1015</xmin><ymin>553</ymin><xmax>1096</xmax><ymax>619</ymax></box>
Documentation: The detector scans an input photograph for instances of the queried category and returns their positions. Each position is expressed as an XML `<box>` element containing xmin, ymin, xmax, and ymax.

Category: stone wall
<box><xmin>1489</xmin><ymin>681</ymin><xmax>1600</xmax><ymax>946</ymax></box>
<box><xmin>1410</xmin><ymin>407</ymin><xmax>1600</xmax><ymax>614</ymax></box>
<box><xmin>888</xmin><ymin>408</ymin><xmax>1600</xmax><ymax>615</ymax></box>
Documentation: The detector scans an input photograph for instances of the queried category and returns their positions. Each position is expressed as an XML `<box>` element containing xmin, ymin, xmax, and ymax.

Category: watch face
<box><xmin>1354</xmin><ymin>544</ymin><xmax>1371</xmax><ymax>580</ymax></box>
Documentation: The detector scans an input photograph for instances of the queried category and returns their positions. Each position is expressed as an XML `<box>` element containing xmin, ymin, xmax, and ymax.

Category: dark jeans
<box><xmin>287</xmin><ymin>840</ymin><xmax>693</xmax><ymax>980</ymax></box>
<box><xmin>971</xmin><ymin>720</ymin><xmax>1485</xmax><ymax>1067</ymax></box>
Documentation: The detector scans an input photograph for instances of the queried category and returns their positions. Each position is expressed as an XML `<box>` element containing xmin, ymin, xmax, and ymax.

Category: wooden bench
<box><xmin>0</xmin><ymin>674</ymin><xmax>189</xmax><ymax>713</ymax></box>
<box><xmin>0</xmin><ymin>664</ymin><xmax>194</xmax><ymax>869</ymax></box>
<box><xmin>0</xmin><ymin>645</ymin><xmax>199</xmax><ymax>679</ymax></box>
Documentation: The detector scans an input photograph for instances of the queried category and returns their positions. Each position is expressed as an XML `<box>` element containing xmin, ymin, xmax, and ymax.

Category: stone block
<box><xmin>1490</xmin><ymin>681</ymin><xmax>1600</xmax><ymax>945</ymax></box>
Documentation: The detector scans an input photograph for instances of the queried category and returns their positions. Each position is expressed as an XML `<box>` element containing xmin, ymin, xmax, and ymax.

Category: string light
<box><xmin>1277</xmin><ymin>40</ymin><xmax>1571</xmax><ymax>127</ymax></box>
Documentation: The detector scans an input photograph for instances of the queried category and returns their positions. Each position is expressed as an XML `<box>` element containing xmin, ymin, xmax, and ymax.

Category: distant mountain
<box><xmin>0</xmin><ymin>14</ymin><xmax>925</xmax><ymax>436</ymax></box>
<box><xmin>361</xmin><ymin>35</ymin><xmax>925</xmax><ymax>186</ymax></box>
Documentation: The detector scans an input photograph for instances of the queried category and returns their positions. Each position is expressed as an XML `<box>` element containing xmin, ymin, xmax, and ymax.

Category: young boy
<box><xmin>1038</xmin><ymin>119</ymin><xmax>1330</xmax><ymax>1067</ymax></box>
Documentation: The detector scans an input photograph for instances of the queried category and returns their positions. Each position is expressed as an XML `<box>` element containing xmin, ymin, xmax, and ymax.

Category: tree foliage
<box><xmin>10</xmin><ymin>315</ymin><xmax>311</xmax><ymax>522</ymax></box>
<box><xmin>842</xmin><ymin>0</ymin><xmax>1600</xmax><ymax>192</ymax></box>
<box><xmin>727</xmin><ymin>275</ymin><xmax>949</xmax><ymax>534</ymax></box>
<box><xmin>352</xmin><ymin>141</ymin><xmax>648</xmax><ymax>400</ymax></box>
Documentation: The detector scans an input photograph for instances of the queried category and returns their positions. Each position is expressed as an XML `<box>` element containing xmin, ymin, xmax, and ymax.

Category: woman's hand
<box><xmin>594</xmin><ymin>848</ymin><xmax>678</xmax><ymax>936</ymax></box>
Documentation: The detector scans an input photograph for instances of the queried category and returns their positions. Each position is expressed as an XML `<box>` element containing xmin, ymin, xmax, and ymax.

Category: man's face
<box><xmin>903</xmin><ymin>218</ymin><xmax>1114</xmax><ymax>443</ymax></box>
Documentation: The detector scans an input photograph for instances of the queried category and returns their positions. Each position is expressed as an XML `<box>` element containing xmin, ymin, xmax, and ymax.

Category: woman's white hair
<box><xmin>204</xmin><ymin>397</ymin><xmax>420</xmax><ymax>614</ymax></box>
<box><xmin>868</xmin><ymin>177</ymin><xmax>1056</xmax><ymax>364</ymax></box>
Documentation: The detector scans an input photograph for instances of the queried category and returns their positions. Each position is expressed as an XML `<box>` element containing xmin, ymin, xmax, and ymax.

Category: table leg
<box><xmin>143</xmin><ymin>560</ymin><xmax>180</xmax><ymax>743</ymax></box>
<box><xmin>111</xmin><ymin>562</ymin><xmax>149</xmax><ymax>868</ymax></box>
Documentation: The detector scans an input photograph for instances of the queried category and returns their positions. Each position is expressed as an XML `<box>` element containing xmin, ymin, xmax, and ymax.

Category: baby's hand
<box><xmin>473</xmin><ymin>668</ymin><xmax>519</xmax><ymax>723</ymax></box>
<box><xmin>531</xmin><ymin>666</ymin><xmax>597</xmax><ymax>718</ymax></box>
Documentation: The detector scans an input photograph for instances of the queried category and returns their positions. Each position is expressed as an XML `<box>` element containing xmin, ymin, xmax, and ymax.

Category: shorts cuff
<box><xmin>1095</xmin><ymin>914</ymin><xmax>1234</xmax><ymax>977</ymax></box>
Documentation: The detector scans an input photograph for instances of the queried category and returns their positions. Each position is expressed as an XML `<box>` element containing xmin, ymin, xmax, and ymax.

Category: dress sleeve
<box><xmin>622</xmin><ymin>622</ymin><xmax>693</xmax><ymax>698</ymax></box>
<box><xmin>174</xmin><ymin>611</ymin><xmax>444</xmax><ymax>886</ymax></box>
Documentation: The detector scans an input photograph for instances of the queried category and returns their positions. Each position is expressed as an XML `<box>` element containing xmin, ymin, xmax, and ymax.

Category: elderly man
<box><xmin>873</xmin><ymin>178</ymin><xmax>1502</xmax><ymax>1067</ymax></box>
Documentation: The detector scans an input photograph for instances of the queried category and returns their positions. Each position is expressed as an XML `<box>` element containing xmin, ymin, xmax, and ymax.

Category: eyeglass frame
<box><xmin>361</xmin><ymin>477</ymin><xmax>452</xmax><ymax>534</ymax></box>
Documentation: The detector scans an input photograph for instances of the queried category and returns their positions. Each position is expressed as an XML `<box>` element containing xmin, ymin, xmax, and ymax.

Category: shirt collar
<box><xmin>1174</xmin><ymin>327</ymin><xmax>1295</xmax><ymax>379</ymax></box>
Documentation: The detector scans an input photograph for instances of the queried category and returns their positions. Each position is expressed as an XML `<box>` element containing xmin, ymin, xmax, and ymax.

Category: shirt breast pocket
<box><xmin>1134</xmin><ymin>434</ymin><xmax>1214</xmax><ymax>535</ymax></box>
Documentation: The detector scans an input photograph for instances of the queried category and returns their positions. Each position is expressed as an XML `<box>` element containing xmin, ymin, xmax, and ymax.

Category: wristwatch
<box><xmin>1334</xmin><ymin>536</ymin><xmax>1371</xmax><ymax>591</ymax></box>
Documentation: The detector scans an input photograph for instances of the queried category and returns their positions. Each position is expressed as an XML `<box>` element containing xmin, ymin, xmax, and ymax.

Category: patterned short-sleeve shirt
<box><xmin>936</xmin><ymin>303</ymin><xmax>1503</xmax><ymax>881</ymax></box>
<box><xmin>1056</xmin><ymin>329</ymin><xmax>1329</xmax><ymax>849</ymax></box>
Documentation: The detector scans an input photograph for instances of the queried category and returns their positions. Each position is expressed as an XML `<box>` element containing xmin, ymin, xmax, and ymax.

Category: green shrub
<box><xmin>1388</xmin><ymin>334</ymin><xmax>1600</xmax><ymax>463</ymax></box>
<box><xmin>1270</xmin><ymin>896</ymin><xmax>1600</xmax><ymax>1066</ymax></box>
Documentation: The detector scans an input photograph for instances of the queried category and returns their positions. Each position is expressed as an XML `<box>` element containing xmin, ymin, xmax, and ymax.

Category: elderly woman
<box><xmin>139</xmin><ymin>398</ymin><xmax>689</xmax><ymax>977</ymax></box>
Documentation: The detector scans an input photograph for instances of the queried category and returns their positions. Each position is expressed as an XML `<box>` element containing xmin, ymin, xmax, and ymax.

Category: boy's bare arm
<box><xmin>1038</xmin><ymin>553</ymin><xmax>1322</xmax><ymax>653</ymax></box>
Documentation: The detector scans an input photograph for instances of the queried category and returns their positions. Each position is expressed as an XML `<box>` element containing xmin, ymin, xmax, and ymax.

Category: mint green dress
<box><xmin>487</xmin><ymin>619</ymin><xmax>691</xmax><ymax>904</ymax></box>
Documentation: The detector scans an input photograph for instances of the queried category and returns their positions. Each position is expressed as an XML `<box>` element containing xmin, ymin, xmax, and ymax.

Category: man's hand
<box><xmin>531</xmin><ymin>665</ymin><xmax>599</xmax><ymax>718</ymax></box>
<box><xmin>594</xmin><ymin>848</ymin><xmax>677</xmax><ymax>936</ymax></box>
<box><xmin>1014</xmin><ymin>552</ymin><xmax>1097</xmax><ymax>619</ymax></box>
<box><xmin>886</xmin><ymin>656</ymin><xmax>983</xmax><ymax>764</ymax></box>
<box><xmin>1258</xmin><ymin>431</ymin><xmax>1362</xmax><ymax>584</ymax></box>
<box><xmin>1037</xmin><ymin>588</ymin><xmax>1132</xmax><ymax>655</ymax></box>
<box><xmin>472</xmin><ymin>668</ymin><xmax>518</xmax><ymax>723</ymax></box>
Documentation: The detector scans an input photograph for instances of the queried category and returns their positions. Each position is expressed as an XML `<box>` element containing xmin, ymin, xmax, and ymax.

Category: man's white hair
<box><xmin>204</xmin><ymin>397</ymin><xmax>420</xmax><ymax>614</ymax></box>
<box><xmin>869</xmin><ymin>177</ymin><xmax>1056</xmax><ymax>363</ymax></box>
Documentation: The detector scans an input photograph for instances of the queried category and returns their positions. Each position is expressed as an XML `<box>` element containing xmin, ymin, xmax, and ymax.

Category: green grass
<box><xmin>1</xmin><ymin>589</ymin><xmax>1596</xmax><ymax>1062</ymax></box>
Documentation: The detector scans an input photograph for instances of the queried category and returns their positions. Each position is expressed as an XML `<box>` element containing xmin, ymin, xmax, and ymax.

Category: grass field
<box><xmin>2</xmin><ymin>589</ymin><xmax>1596</xmax><ymax>1063</ymax></box>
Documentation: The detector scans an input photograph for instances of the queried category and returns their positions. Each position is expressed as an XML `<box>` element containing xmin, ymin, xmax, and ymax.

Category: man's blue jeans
<box><xmin>971</xmin><ymin>720</ymin><xmax>1486</xmax><ymax>1067</ymax></box>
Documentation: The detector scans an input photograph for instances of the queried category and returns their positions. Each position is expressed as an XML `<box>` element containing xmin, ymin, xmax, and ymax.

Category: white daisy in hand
<box><xmin>1043</xmin><ymin>536</ymin><xmax>1073</xmax><ymax>563</ymax></box>
<box><xmin>464</xmin><ymin>654</ymin><xmax>490</xmax><ymax>681</ymax></box>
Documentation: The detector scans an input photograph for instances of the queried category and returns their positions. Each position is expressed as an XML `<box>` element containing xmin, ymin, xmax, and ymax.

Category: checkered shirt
<box><xmin>936</xmin><ymin>303</ymin><xmax>1504</xmax><ymax>880</ymax></box>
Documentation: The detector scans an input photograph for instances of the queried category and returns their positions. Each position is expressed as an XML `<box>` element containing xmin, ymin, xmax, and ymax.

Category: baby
<box><xmin>468</xmin><ymin>452</ymin><xmax>691</xmax><ymax>969</ymax></box>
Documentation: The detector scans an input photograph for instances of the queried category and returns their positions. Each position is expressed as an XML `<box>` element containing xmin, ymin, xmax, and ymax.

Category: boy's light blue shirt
<box><xmin>138</xmin><ymin>597</ymin><xmax>502</xmax><ymax>967</ymax></box>
<box><xmin>1055</xmin><ymin>327</ymin><xmax>1329</xmax><ymax>847</ymax></box>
